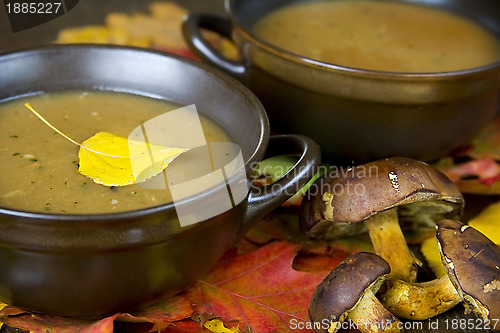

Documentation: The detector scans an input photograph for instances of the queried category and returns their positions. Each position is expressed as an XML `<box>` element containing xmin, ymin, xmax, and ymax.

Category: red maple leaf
<box><xmin>184</xmin><ymin>242</ymin><xmax>332</xmax><ymax>333</ymax></box>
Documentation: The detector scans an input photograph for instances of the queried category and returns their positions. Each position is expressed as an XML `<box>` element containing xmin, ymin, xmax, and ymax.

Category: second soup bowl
<box><xmin>183</xmin><ymin>0</ymin><xmax>500</xmax><ymax>162</ymax></box>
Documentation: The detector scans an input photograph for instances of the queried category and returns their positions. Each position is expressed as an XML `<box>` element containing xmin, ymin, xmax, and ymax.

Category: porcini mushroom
<box><xmin>300</xmin><ymin>157</ymin><xmax>464</xmax><ymax>282</ymax></box>
<box><xmin>438</xmin><ymin>219</ymin><xmax>500</xmax><ymax>322</ymax></box>
<box><xmin>309</xmin><ymin>252</ymin><xmax>402</xmax><ymax>333</ymax></box>
<box><xmin>380</xmin><ymin>219</ymin><xmax>500</xmax><ymax>322</ymax></box>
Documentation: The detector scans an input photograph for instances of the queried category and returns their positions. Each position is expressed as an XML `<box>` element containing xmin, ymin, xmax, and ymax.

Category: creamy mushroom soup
<box><xmin>0</xmin><ymin>91</ymin><xmax>234</xmax><ymax>214</ymax></box>
<box><xmin>253</xmin><ymin>0</ymin><xmax>500</xmax><ymax>72</ymax></box>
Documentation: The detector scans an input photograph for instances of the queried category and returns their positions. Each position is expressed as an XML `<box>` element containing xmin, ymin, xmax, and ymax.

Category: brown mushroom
<box><xmin>380</xmin><ymin>219</ymin><xmax>500</xmax><ymax>322</ymax></box>
<box><xmin>438</xmin><ymin>219</ymin><xmax>500</xmax><ymax>323</ymax></box>
<box><xmin>309</xmin><ymin>252</ymin><xmax>403</xmax><ymax>333</ymax></box>
<box><xmin>300</xmin><ymin>157</ymin><xmax>464</xmax><ymax>282</ymax></box>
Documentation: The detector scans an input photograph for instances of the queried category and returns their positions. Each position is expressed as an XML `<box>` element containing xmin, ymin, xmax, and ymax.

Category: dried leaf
<box><xmin>185</xmin><ymin>242</ymin><xmax>331</xmax><ymax>333</ymax></box>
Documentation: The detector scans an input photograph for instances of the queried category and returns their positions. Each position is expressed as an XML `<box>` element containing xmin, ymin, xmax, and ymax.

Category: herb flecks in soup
<box><xmin>0</xmin><ymin>91</ymin><xmax>232</xmax><ymax>214</ymax></box>
<box><xmin>253</xmin><ymin>0</ymin><xmax>500</xmax><ymax>73</ymax></box>
<box><xmin>26</xmin><ymin>103</ymin><xmax>188</xmax><ymax>187</ymax></box>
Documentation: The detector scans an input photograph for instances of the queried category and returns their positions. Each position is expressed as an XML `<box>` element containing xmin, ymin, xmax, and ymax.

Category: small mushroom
<box><xmin>380</xmin><ymin>219</ymin><xmax>500</xmax><ymax>321</ymax></box>
<box><xmin>300</xmin><ymin>157</ymin><xmax>464</xmax><ymax>282</ymax></box>
<box><xmin>309</xmin><ymin>252</ymin><xmax>402</xmax><ymax>333</ymax></box>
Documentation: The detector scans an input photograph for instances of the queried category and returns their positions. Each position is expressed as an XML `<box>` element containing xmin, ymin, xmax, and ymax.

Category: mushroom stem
<box><xmin>379</xmin><ymin>273</ymin><xmax>462</xmax><ymax>320</ymax></box>
<box><xmin>346</xmin><ymin>289</ymin><xmax>403</xmax><ymax>333</ymax></box>
<box><xmin>365</xmin><ymin>208</ymin><xmax>420</xmax><ymax>282</ymax></box>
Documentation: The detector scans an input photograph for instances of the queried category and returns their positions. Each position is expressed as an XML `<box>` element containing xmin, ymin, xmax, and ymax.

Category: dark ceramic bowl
<box><xmin>183</xmin><ymin>0</ymin><xmax>500</xmax><ymax>163</ymax></box>
<box><xmin>0</xmin><ymin>44</ymin><xmax>321</xmax><ymax>317</ymax></box>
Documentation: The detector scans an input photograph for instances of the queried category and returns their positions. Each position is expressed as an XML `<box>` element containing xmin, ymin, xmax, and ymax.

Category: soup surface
<box><xmin>0</xmin><ymin>91</ymin><xmax>232</xmax><ymax>214</ymax></box>
<box><xmin>253</xmin><ymin>0</ymin><xmax>500</xmax><ymax>72</ymax></box>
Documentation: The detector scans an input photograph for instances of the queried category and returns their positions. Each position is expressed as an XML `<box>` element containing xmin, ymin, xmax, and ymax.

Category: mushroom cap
<box><xmin>300</xmin><ymin>157</ymin><xmax>464</xmax><ymax>239</ymax></box>
<box><xmin>308</xmin><ymin>252</ymin><xmax>390</xmax><ymax>333</ymax></box>
<box><xmin>437</xmin><ymin>219</ymin><xmax>500</xmax><ymax>322</ymax></box>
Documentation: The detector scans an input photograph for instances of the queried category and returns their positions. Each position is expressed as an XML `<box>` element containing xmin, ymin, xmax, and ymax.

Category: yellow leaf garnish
<box><xmin>25</xmin><ymin>103</ymin><xmax>188</xmax><ymax>187</ymax></box>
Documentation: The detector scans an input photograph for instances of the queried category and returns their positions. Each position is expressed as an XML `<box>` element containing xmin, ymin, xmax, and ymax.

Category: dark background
<box><xmin>0</xmin><ymin>0</ymin><xmax>225</xmax><ymax>52</ymax></box>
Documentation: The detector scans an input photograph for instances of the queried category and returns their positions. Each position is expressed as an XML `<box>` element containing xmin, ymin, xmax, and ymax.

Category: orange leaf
<box><xmin>185</xmin><ymin>242</ymin><xmax>331</xmax><ymax>333</ymax></box>
<box><xmin>163</xmin><ymin>319</ymin><xmax>209</xmax><ymax>332</ymax></box>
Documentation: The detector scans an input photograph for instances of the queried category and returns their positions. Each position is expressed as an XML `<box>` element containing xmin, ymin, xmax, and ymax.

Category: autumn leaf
<box><xmin>185</xmin><ymin>242</ymin><xmax>332</xmax><ymax>333</ymax></box>
<box><xmin>468</xmin><ymin>117</ymin><xmax>500</xmax><ymax>161</ymax></box>
<box><xmin>0</xmin><ymin>296</ymin><xmax>193</xmax><ymax>333</ymax></box>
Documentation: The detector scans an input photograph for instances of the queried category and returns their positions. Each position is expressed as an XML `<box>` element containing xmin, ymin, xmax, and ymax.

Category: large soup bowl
<box><xmin>0</xmin><ymin>44</ymin><xmax>320</xmax><ymax>317</ymax></box>
<box><xmin>183</xmin><ymin>0</ymin><xmax>500</xmax><ymax>163</ymax></box>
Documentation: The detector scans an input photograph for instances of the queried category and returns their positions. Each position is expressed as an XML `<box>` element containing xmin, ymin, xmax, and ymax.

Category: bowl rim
<box><xmin>226</xmin><ymin>0</ymin><xmax>500</xmax><ymax>79</ymax></box>
<box><xmin>0</xmin><ymin>44</ymin><xmax>270</xmax><ymax>224</ymax></box>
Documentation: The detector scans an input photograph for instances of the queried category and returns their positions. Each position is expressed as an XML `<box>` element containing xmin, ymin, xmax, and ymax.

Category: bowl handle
<box><xmin>182</xmin><ymin>13</ymin><xmax>246</xmax><ymax>78</ymax></box>
<box><xmin>236</xmin><ymin>134</ymin><xmax>321</xmax><ymax>243</ymax></box>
